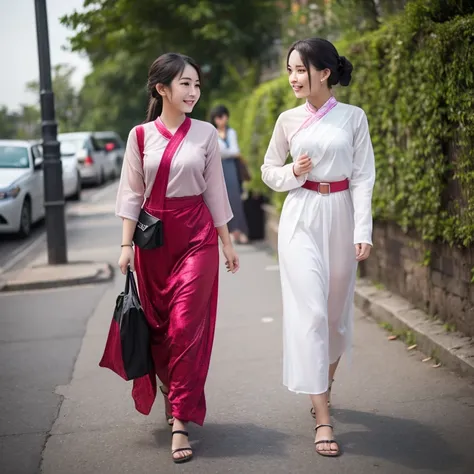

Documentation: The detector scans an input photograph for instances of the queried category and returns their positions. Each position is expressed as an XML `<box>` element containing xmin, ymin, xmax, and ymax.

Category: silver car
<box><xmin>58</xmin><ymin>132</ymin><xmax>119</xmax><ymax>186</ymax></box>
<box><xmin>0</xmin><ymin>140</ymin><xmax>45</xmax><ymax>236</ymax></box>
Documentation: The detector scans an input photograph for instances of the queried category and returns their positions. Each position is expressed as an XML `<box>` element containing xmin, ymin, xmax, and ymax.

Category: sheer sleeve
<box><xmin>203</xmin><ymin>128</ymin><xmax>233</xmax><ymax>227</ymax></box>
<box><xmin>261</xmin><ymin>114</ymin><xmax>306</xmax><ymax>192</ymax></box>
<box><xmin>350</xmin><ymin>111</ymin><xmax>376</xmax><ymax>245</ymax></box>
<box><xmin>115</xmin><ymin>127</ymin><xmax>145</xmax><ymax>221</ymax></box>
<box><xmin>220</xmin><ymin>128</ymin><xmax>240</xmax><ymax>159</ymax></box>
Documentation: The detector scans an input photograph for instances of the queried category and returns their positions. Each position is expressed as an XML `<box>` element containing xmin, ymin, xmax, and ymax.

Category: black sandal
<box><xmin>171</xmin><ymin>430</ymin><xmax>193</xmax><ymax>464</ymax></box>
<box><xmin>314</xmin><ymin>424</ymin><xmax>341</xmax><ymax>457</ymax></box>
<box><xmin>159</xmin><ymin>385</ymin><xmax>174</xmax><ymax>426</ymax></box>
<box><xmin>310</xmin><ymin>379</ymin><xmax>334</xmax><ymax>419</ymax></box>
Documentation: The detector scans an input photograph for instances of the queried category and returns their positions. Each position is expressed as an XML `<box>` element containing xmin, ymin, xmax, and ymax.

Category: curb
<box><xmin>354</xmin><ymin>278</ymin><xmax>474</xmax><ymax>379</ymax></box>
<box><xmin>0</xmin><ymin>261</ymin><xmax>114</xmax><ymax>292</ymax></box>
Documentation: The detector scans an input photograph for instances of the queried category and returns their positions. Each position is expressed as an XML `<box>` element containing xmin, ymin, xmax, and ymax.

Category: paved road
<box><xmin>1</xmin><ymin>182</ymin><xmax>474</xmax><ymax>474</ymax></box>
<box><xmin>0</xmin><ymin>179</ymin><xmax>118</xmax><ymax>275</ymax></box>
<box><xmin>0</xmin><ymin>182</ymin><xmax>120</xmax><ymax>474</ymax></box>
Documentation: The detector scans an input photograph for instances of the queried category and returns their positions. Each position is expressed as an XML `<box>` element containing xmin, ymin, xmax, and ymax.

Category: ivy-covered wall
<box><xmin>233</xmin><ymin>3</ymin><xmax>474</xmax><ymax>248</ymax></box>
<box><xmin>228</xmin><ymin>1</ymin><xmax>474</xmax><ymax>334</ymax></box>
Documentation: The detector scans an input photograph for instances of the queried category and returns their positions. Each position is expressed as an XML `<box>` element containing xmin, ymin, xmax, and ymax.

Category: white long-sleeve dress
<box><xmin>261</xmin><ymin>98</ymin><xmax>376</xmax><ymax>395</ymax></box>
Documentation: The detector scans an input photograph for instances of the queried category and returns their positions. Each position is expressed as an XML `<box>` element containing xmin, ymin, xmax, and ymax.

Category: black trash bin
<box><xmin>243</xmin><ymin>191</ymin><xmax>267</xmax><ymax>241</ymax></box>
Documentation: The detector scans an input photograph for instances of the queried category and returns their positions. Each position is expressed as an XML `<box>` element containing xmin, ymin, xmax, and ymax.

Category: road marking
<box><xmin>265</xmin><ymin>264</ymin><xmax>280</xmax><ymax>272</ymax></box>
<box><xmin>0</xmin><ymin>232</ymin><xmax>46</xmax><ymax>275</ymax></box>
<box><xmin>261</xmin><ymin>317</ymin><xmax>274</xmax><ymax>323</ymax></box>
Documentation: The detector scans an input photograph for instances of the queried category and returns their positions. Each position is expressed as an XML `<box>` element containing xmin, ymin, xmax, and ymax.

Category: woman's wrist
<box><xmin>121</xmin><ymin>243</ymin><xmax>133</xmax><ymax>248</ymax></box>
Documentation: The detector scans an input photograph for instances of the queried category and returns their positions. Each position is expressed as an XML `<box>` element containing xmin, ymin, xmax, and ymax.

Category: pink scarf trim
<box><xmin>295</xmin><ymin>96</ymin><xmax>338</xmax><ymax>135</ymax></box>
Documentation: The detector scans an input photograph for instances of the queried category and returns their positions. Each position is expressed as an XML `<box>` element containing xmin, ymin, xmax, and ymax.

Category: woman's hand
<box><xmin>222</xmin><ymin>244</ymin><xmax>240</xmax><ymax>273</ymax></box>
<box><xmin>293</xmin><ymin>153</ymin><xmax>313</xmax><ymax>177</ymax></box>
<box><xmin>118</xmin><ymin>246</ymin><xmax>135</xmax><ymax>274</ymax></box>
<box><xmin>355</xmin><ymin>243</ymin><xmax>371</xmax><ymax>262</ymax></box>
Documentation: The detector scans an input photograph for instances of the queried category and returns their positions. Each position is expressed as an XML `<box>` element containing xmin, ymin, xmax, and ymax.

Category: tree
<box><xmin>26</xmin><ymin>64</ymin><xmax>83</xmax><ymax>133</ymax></box>
<box><xmin>60</xmin><ymin>0</ymin><xmax>285</xmax><ymax>135</ymax></box>
<box><xmin>0</xmin><ymin>106</ymin><xmax>18</xmax><ymax>139</ymax></box>
<box><xmin>78</xmin><ymin>51</ymin><xmax>149</xmax><ymax>139</ymax></box>
<box><xmin>14</xmin><ymin>105</ymin><xmax>41</xmax><ymax>140</ymax></box>
<box><xmin>61</xmin><ymin>0</ymin><xmax>283</xmax><ymax>88</ymax></box>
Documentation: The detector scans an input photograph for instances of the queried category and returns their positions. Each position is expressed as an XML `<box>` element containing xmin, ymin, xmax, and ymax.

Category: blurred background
<box><xmin>1</xmin><ymin>2</ymin><xmax>474</xmax><ymax>473</ymax></box>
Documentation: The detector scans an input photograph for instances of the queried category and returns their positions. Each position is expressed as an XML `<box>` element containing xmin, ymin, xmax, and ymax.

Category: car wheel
<box><xmin>19</xmin><ymin>198</ymin><xmax>32</xmax><ymax>238</ymax></box>
<box><xmin>71</xmin><ymin>173</ymin><xmax>82</xmax><ymax>201</ymax></box>
<box><xmin>96</xmin><ymin>168</ymin><xmax>105</xmax><ymax>186</ymax></box>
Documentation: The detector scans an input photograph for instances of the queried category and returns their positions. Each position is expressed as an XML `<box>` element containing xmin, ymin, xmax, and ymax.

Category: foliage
<box><xmin>78</xmin><ymin>52</ymin><xmax>149</xmax><ymax>140</ymax></box>
<box><xmin>0</xmin><ymin>106</ymin><xmax>18</xmax><ymax>139</ymax></box>
<box><xmin>27</xmin><ymin>65</ymin><xmax>82</xmax><ymax>133</ymax></box>
<box><xmin>60</xmin><ymin>0</ymin><xmax>284</xmax><ymax>137</ymax></box>
<box><xmin>283</xmin><ymin>0</ymin><xmax>407</xmax><ymax>46</ymax></box>
<box><xmin>61</xmin><ymin>0</ymin><xmax>282</xmax><ymax>88</ymax></box>
<box><xmin>231</xmin><ymin>1</ymin><xmax>474</xmax><ymax>247</ymax></box>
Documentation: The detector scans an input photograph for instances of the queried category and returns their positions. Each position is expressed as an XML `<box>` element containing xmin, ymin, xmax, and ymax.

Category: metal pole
<box><xmin>34</xmin><ymin>0</ymin><xmax>67</xmax><ymax>264</ymax></box>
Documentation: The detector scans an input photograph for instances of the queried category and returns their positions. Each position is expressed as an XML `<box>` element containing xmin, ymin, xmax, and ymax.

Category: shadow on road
<box><xmin>153</xmin><ymin>422</ymin><xmax>290</xmax><ymax>459</ymax></box>
<box><xmin>333</xmin><ymin>408</ymin><xmax>462</xmax><ymax>471</ymax></box>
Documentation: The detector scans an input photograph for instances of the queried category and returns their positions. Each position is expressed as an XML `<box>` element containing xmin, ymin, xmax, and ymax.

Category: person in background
<box><xmin>210</xmin><ymin>105</ymin><xmax>250</xmax><ymax>244</ymax></box>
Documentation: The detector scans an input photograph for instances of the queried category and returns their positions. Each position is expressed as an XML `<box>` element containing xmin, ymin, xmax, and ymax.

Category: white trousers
<box><xmin>278</xmin><ymin>188</ymin><xmax>357</xmax><ymax>395</ymax></box>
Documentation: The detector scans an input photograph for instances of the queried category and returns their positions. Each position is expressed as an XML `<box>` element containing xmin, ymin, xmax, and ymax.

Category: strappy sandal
<box><xmin>314</xmin><ymin>423</ymin><xmax>341</xmax><ymax>457</ymax></box>
<box><xmin>310</xmin><ymin>379</ymin><xmax>334</xmax><ymax>419</ymax></box>
<box><xmin>159</xmin><ymin>385</ymin><xmax>174</xmax><ymax>426</ymax></box>
<box><xmin>171</xmin><ymin>430</ymin><xmax>193</xmax><ymax>464</ymax></box>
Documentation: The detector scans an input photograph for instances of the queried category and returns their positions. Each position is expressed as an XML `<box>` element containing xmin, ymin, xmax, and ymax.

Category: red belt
<box><xmin>302</xmin><ymin>178</ymin><xmax>349</xmax><ymax>195</ymax></box>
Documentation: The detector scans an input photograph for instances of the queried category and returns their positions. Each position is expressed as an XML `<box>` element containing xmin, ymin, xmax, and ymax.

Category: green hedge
<box><xmin>232</xmin><ymin>3</ymin><xmax>474</xmax><ymax>247</ymax></box>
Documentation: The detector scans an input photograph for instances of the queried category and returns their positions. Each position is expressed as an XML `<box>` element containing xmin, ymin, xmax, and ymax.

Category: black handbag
<box><xmin>99</xmin><ymin>267</ymin><xmax>153</xmax><ymax>381</ymax></box>
<box><xmin>133</xmin><ymin>209</ymin><xmax>163</xmax><ymax>249</ymax></box>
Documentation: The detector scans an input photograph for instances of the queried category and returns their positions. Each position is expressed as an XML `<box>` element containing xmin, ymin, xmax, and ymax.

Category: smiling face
<box><xmin>157</xmin><ymin>63</ymin><xmax>201</xmax><ymax>114</ymax></box>
<box><xmin>287</xmin><ymin>49</ymin><xmax>329</xmax><ymax>99</ymax></box>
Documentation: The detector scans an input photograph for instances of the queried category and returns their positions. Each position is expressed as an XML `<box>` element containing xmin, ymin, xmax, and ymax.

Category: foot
<box><xmin>171</xmin><ymin>421</ymin><xmax>193</xmax><ymax>463</ymax></box>
<box><xmin>314</xmin><ymin>424</ymin><xmax>341</xmax><ymax>457</ymax></box>
<box><xmin>159</xmin><ymin>386</ymin><xmax>174</xmax><ymax>426</ymax></box>
<box><xmin>238</xmin><ymin>233</ymin><xmax>249</xmax><ymax>245</ymax></box>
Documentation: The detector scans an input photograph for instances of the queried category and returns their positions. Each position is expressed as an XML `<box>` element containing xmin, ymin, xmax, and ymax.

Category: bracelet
<box><xmin>121</xmin><ymin>244</ymin><xmax>133</xmax><ymax>248</ymax></box>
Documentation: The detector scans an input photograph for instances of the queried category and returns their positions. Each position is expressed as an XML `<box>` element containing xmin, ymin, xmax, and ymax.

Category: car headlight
<box><xmin>0</xmin><ymin>186</ymin><xmax>21</xmax><ymax>199</ymax></box>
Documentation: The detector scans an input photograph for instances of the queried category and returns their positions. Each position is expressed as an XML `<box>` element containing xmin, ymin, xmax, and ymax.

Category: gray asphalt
<box><xmin>1</xmin><ymin>182</ymin><xmax>474</xmax><ymax>474</ymax></box>
<box><xmin>0</xmin><ymin>182</ymin><xmax>120</xmax><ymax>474</ymax></box>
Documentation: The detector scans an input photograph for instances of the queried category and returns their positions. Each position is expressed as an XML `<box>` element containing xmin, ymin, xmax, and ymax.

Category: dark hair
<box><xmin>209</xmin><ymin>105</ymin><xmax>230</xmax><ymax>127</ymax></box>
<box><xmin>287</xmin><ymin>38</ymin><xmax>353</xmax><ymax>88</ymax></box>
<box><xmin>145</xmin><ymin>53</ymin><xmax>202</xmax><ymax>122</ymax></box>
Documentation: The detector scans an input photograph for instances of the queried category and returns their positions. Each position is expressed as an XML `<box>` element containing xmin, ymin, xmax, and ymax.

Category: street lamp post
<box><xmin>34</xmin><ymin>0</ymin><xmax>68</xmax><ymax>264</ymax></box>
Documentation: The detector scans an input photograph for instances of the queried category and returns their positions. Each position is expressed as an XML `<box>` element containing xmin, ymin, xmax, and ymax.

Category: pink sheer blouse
<box><xmin>115</xmin><ymin>118</ymin><xmax>233</xmax><ymax>227</ymax></box>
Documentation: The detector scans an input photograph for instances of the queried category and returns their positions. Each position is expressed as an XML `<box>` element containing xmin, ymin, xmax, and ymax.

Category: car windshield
<box><xmin>59</xmin><ymin>139</ymin><xmax>86</xmax><ymax>157</ymax></box>
<box><xmin>0</xmin><ymin>146</ymin><xmax>30</xmax><ymax>169</ymax></box>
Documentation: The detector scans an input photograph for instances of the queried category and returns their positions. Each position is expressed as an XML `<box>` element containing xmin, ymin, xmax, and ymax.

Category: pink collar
<box><xmin>296</xmin><ymin>96</ymin><xmax>338</xmax><ymax>135</ymax></box>
<box><xmin>154</xmin><ymin>116</ymin><xmax>190</xmax><ymax>140</ymax></box>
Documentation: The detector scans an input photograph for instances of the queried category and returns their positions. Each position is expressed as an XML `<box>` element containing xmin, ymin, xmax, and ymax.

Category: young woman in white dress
<box><xmin>261</xmin><ymin>38</ymin><xmax>375</xmax><ymax>457</ymax></box>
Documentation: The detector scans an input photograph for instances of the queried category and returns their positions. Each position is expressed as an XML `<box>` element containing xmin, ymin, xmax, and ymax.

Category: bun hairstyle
<box><xmin>145</xmin><ymin>53</ymin><xmax>202</xmax><ymax>122</ymax></box>
<box><xmin>287</xmin><ymin>38</ymin><xmax>353</xmax><ymax>88</ymax></box>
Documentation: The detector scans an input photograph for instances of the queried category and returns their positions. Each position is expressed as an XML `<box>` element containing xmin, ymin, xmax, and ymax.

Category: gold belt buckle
<box><xmin>318</xmin><ymin>182</ymin><xmax>331</xmax><ymax>195</ymax></box>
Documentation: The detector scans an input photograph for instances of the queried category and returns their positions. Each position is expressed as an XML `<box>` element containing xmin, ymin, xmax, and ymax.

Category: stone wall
<box><xmin>361</xmin><ymin>221</ymin><xmax>474</xmax><ymax>337</ymax></box>
<box><xmin>263</xmin><ymin>206</ymin><xmax>474</xmax><ymax>337</ymax></box>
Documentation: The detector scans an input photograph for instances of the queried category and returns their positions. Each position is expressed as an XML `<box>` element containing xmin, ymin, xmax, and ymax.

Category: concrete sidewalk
<box><xmin>37</xmin><ymin>196</ymin><xmax>474</xmax><ymax>473</ymax></box>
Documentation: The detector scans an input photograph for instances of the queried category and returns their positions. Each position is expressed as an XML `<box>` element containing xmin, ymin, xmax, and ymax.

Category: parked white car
<box><xmin>0</xmin><ymin>140</ymin><xmax>45</xmax><ymax>236</ymax></box>
<box><xmin>0</xmin><ymin>140</ymin><xmax>81</xmax><ymax>237</ymax></box>
<box><xmin>58</xmin><ymin>132</ymin><xmax>120</xmax><ymax>186</ymax></box>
